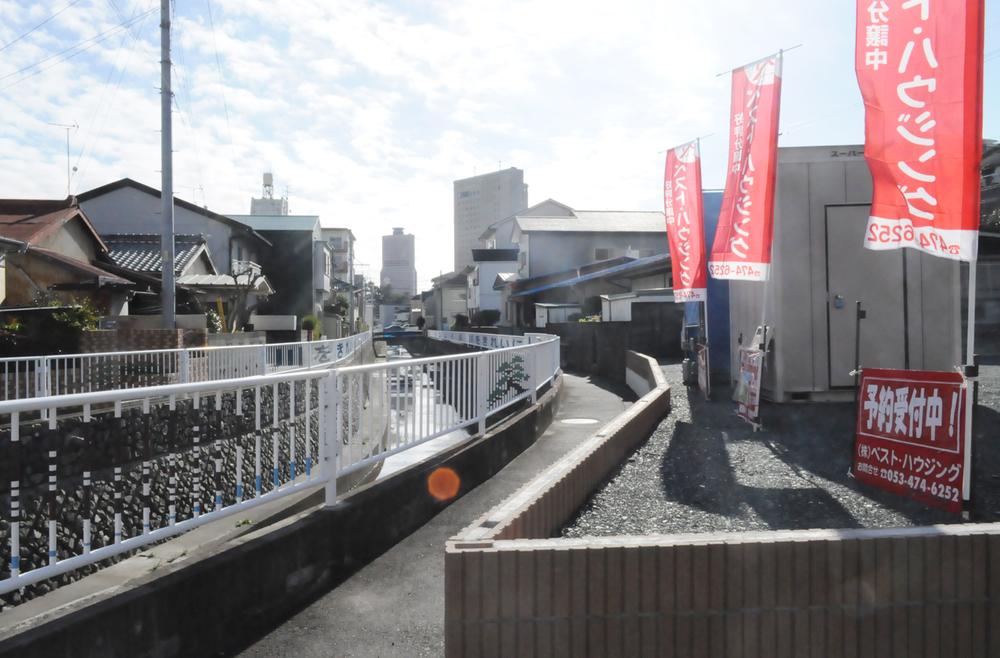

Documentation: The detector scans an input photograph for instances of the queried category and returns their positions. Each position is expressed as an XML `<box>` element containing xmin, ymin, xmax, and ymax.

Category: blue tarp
<box><xmin>685</xmin><ymin>191</ymin><xmax>729</xmax><ymax>378</ymax></box>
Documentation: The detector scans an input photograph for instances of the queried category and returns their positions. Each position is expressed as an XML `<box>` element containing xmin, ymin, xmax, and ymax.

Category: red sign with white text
<box><xmin>855</xmin><ymin>0</ymin><xmax>985</xmax><ymax>261</ymax></box>
<box><xmin>852</xmin><ymin>368</ymin><xmax>969</xmax><ymax>513</ymax></box>
<box><xmin>664</xmin><ymin>141</ymin><xmax>707</xmax><ymax>302</ymax></box>
<box><xmin>708</xmin><ymin>55</ymin><xmax>782</xmax><ymax>282</ymax></box>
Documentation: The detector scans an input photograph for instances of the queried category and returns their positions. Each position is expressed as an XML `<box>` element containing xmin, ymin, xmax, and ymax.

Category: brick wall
<box><xmin>80</xmin><ymin>328</ymin><xmax>206</xmax><ymax>353</ymax></box>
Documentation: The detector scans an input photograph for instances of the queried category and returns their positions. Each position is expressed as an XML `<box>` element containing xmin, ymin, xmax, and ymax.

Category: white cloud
<box><xmin>0</xmin><ymin>0</ymin><xmax>997</xmax><ymax>293</ymax></box>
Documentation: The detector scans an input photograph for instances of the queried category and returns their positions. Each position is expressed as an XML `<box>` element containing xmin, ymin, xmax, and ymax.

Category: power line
<box><xmin>71</xmin><ymin>1</ymin><xmax>157</xmax><ymax>192</ymax></box>
<box><xmin>0</xmin><ymin>0</ymin><xmax>85</xmax><ymax>54</ymax></box>
<box><xmin>205</xmin><ymin>0</ymin><xmax>248</xmax><ymax>199</ymax></box>
<box><xmin>170</xmin><ymin>60</ymin><xmax>208</xmax><ymax>207</ymax></box>
<box><xmin>0</xmin><ymin>7</ymin><xmax>156</xmax><ymax>89</ymax></box>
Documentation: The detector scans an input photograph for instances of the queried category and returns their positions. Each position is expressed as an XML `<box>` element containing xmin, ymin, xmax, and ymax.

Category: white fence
<box><xmin>0</xmin><ymin>332</ymin><xmax>370</xmax><ymax>401</ymax></box>
<box><xmin>0</xmin><ymin>331</ymin><xmax>559</xmax><ymax>596</ymax></box>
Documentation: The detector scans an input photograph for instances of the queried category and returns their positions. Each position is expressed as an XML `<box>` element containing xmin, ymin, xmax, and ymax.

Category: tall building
<box><xmin>380</xmin><ymin>227</ymin><xmax>416</xmax><ymax>298</ymax></box>
<box><xmin>453</xmin><ymin>167</ymin><xmax>528</xmax><ymax>271</ymax></box>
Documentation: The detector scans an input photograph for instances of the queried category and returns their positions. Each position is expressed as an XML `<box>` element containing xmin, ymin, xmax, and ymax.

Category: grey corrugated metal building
<box><xmin>728</xmin><ymin>145</ymin><xmax>964</xmax><ymax>401</ymax></box>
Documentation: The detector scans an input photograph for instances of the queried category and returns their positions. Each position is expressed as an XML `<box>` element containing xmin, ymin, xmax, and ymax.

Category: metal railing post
<box><xmin>528</xmin><ymin>346</ymin><xmax>537</xmax><ymax>403</ymax></box>
<box><xmin>37</xmin><ymin>357</ymin><xmax>51</xmax><ymax>398</ymax></box>
<box><xmin>323</xmin><ymin>371</ymin><xmax>341</xmax><ymax>506</ymax></box>
<box><xmin>476</xmin><ymin>352</ymin><xmax>489</xmax><ymax>436</ymax></box>
<box><xmin>179</xmin><ymin>350</ymin><xmax>190</xmax><ymax>384</ymax></box>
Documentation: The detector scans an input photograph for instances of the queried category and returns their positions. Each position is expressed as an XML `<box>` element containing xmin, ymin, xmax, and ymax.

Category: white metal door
<box><xmin>825</xmin><ymin>205</ymin><xmax>907</xmax><ymax>387</ymax></box>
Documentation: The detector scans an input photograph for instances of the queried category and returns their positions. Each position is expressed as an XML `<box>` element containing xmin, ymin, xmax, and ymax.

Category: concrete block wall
<box><xmin>445</xmin><ymin>351</ymin><xmax>1000</xmax><ymax>657</ymax></box>
<box><xmin>446</xmin><ymin>352</ymin><xmax>673</xmax><ymax>655</ymax></box>
<box><xmin>446</xmin><ymin>526</ymin><xmax>999</xmax><ymax>658</ymax></box>
<box><xmin>545</xmin><ymin>322</ymin><xmax>683</xmax><ymax>384</ymax></box>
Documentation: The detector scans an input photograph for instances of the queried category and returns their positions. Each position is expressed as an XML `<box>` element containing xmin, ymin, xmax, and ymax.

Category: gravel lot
<box><xmin>564</xmin><ymin>363</ymin><xmax>1000</xmax><ymax>537</ymax></box>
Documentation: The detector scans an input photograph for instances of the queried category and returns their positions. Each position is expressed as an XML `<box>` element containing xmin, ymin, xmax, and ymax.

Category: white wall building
<box><xmin>466</xmin><ymin>248</ymin><xmax>519</xmax><ymax>322</ymax></box>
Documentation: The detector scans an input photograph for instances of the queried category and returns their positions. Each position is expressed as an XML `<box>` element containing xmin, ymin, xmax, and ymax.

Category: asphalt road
<box><xmin>236</xmin><ymin>373</ymin><xmax>633</xmax><ymax>658</ymax></box>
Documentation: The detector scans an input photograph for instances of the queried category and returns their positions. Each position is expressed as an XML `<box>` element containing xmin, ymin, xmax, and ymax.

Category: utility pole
<box><xmin>47</xmin><ymin>122</ymin><xmax>77</xmax><ymax>197</ymax></box>
<box><xmin>347</xmin><ymin>242</ymin><xmax>356</xmax><ymax>333</ymax></box>
<box><xmin>160</xmin><ymin>0</ymin><xmax>175</xmax><ymax>328</ymax></box>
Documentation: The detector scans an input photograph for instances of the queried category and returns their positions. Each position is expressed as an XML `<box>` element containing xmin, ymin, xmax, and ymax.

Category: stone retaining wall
<box><xmin>0</xmin><ymin>343</ymin><xmax>381</xmax><ymax>609</ymax></box>
<box><xmin>0</xmin><ymin>370</ymin><xmax>564</xmax><ymax>658</ymax></box>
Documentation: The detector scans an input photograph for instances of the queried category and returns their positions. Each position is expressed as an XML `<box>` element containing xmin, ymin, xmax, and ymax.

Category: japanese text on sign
<box><xmin>852</xmin><ymin>368</ymin><xmax>969</xmax><ymax>513</ymax></box>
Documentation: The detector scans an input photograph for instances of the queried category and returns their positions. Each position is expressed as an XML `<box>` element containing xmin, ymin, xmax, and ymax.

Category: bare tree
<box><xmin>227</xmin><ymin>262</ymin><xmax>270</xmax><ymax>332</ymax></box>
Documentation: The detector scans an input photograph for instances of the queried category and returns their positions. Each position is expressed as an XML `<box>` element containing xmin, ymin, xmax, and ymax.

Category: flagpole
<box><xmin>967</xmin><ymin>261</ymin><xmax>977</xmax><ymax>367</ymax></box>
<box><xmin>962</xmin><ymin>257</ymin><xmax>977</xmax><ymax>507</ymax></box>
<box><xmin>697</xmin><ymin>136</ymin><xmax>711</xmax><ymax>398</ymax></box>
<box><xmin>759</xmin><ymin>49</ymin><xmax>784</xmax><ymax>337</ymax></box>
<box><xmin>714</xmin><ymin>44</ymin><xmax>801</xmax><ymax>78</ymax></box>
<box><xmin>658</xmin><ymin>134</ymin><xmax>714</xmax><ymax>155</ymax></box>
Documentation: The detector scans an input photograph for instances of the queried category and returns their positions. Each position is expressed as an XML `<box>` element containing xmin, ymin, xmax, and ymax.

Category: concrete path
<box><xmin>237</xmin><ymin>373</ymin><xmax>633</xmax><ymax>658</ymax></box>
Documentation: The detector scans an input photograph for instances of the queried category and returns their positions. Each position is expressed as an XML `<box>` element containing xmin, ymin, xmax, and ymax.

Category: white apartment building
<box><xmin>380</xmin><ymin>227</ymin><xmax>417</xmax><ymax>298</ymax></box>
<box><xmin>453</xmin><ymin>167</ymin><xmax>528</xmax><ymax>271</ymax></box>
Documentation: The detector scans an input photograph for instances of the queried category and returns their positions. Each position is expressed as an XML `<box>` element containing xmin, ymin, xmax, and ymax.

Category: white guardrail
<box><xmin>0</xmin><ymin>331</ymin><xmax>559</xmax><ymax>596</ymax></box>
<box><xmin>0</xmin><ymin>332</ymin><xmax>371</xmax><ymax>401</ymax></box>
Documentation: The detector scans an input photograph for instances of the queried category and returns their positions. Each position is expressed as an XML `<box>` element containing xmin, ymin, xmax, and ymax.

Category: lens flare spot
<box><xmin>427</xmin><ymin>467</ymin><xmax>461</xmax><ymax>501</ymax></box>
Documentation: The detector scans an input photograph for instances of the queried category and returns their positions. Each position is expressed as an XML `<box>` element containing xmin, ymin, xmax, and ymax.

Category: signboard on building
<box><xmin>854</xmin><ymin>0</ymin><xmax>985</xmax><ymax>261</ymax></box>
<box><xmin>709</xmin><ymin>54</ymin><xmax>782</xmax><ymax>282</ymax></box>
<box><xmin>852</xmin><ymin>368</ymin><xmax>969</xmax><ymax>513</ymax></box>
<box><xmin>735</xmin><ymin>347</ymin><xmax>762</xmax><ymax>427</ymax></box>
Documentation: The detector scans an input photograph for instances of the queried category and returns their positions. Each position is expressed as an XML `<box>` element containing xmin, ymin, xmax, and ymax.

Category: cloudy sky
<box><xmin>1</xmin><ymin>0</ymin><xmax>998</xmax><ymax>290</ymax></box>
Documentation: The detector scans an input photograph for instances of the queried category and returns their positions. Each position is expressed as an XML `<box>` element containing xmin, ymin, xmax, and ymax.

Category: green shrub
<box><xmin>206</xmin><ymin>309</ymin><xmax>223</xmax><ymax>333</ymax></box>
<box><xmin>301</xmin><ymin>314</ymin><xmax>319</xmax><ymax>339</ymax></box>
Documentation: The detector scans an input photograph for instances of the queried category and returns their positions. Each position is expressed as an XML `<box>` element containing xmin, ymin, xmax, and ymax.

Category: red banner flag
<box><xmin>855</xmin><ymin>0</ymin><xmax>985</xmax><ymax>261</ymax></box>
<box><xmin>852</xmin><ymin>368</ymin><xmax>969</xmax><ymax>513</ymax></box>
<box><xmin>708</xmin><ymin>55</ymin><xmax>782</xmax><ymax>281</ymax></box>
<box><xmin>664</xmin><ymin>141</ymin><xmax>707</xmax><ymax>302</ymax></box>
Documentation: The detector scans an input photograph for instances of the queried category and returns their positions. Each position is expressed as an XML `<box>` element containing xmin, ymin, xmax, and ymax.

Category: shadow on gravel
<box><xmin>660</xmin><ymin>408</ymin><xmax>865</xmax><ymax>530</ymax></box>
<box><xmin>658</xmin><ymin>385</ymin><xmax>996</xmax><ymax>530</ymax></box>
<box><xmin>566</xmin><ymin>365</ymin><xmax>1000</xmax><ymax>538</ymax></box>
<box><xmin>742</xmin><ymin>487</ymin><xmax>862</xmax><ymax>530</ymax></box>
<box><xmin>660</xmin><ymin>421</ymin><xmax>742</xmax><ymax>517</ymax></box>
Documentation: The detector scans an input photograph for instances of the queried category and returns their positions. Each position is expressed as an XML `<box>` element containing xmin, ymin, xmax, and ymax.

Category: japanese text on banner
<box><xmin>855</xmin><ymin>0</ymin><xmax>984</xmax><ymax>261</ymax></box>
<box><xmin>664</xmin><ymin>141</ymin><xmax>708</xmax><ymax>303</ymax></box>
<box><xmin>708</xmin><ymin>55</ymin><xmax>783</xmax><ymax>282</ymax></box>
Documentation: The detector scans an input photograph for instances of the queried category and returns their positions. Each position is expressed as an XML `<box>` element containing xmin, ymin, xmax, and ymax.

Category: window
<box><xmin>595</xmin><ymin>248</ymin><xmax>611</xmax><ymax>261</ymax></box>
